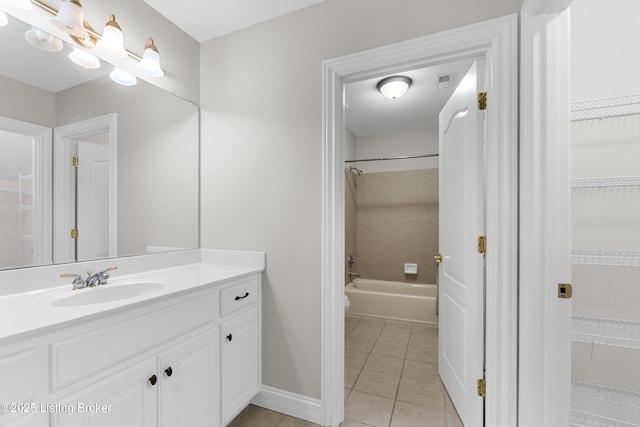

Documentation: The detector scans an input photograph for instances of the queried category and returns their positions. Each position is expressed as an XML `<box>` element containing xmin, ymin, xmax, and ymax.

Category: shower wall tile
<box><xmin>355</xmin><ymin>169</ymin><xmax>438</xmax><ymax>284</ymax></box>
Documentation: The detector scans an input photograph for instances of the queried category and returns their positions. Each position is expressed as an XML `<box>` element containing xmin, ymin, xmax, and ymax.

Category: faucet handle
<box><xmin>61</xmin><ymin>273</ymin><xmax>86</xmax><ymax>290</ymax></box>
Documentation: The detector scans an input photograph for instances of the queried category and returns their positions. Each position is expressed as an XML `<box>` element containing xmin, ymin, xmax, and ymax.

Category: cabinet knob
<box><xmin>149</xmin><ymin>374</ymin><xmax>157</xmax><ymax>386</ymax></box>
<box><xmin>165</xmin><ymin>366</ymin><xmax>173</xmax><ymax>377</ymax></box>
<box><xmin>235</xmin><ymin>292</ymin><xmax>250</xmax><ymax>301</ymax></box>
<box><xmin>226</xmin><ymin>333</ymin><xmax>233</xmax><ymax>342</ymax></box>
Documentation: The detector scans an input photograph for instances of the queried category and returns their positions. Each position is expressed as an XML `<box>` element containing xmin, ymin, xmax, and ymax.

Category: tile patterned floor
<box><xmin>228</xmin><ymin>315</ymin><xmax>464</xmax><ymax>427</ymax></box>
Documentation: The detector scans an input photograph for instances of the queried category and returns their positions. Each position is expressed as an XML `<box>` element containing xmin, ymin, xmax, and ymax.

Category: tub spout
<box><xmin>348</xmin><ymin>272</ymin><xmax>360</xmax><ymax>278</ymax></box>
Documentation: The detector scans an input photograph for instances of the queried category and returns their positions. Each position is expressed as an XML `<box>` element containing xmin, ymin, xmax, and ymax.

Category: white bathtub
<box><xmin>345</xmin><ymin>278</ymin><xmax>438</xmax><ymax>326</ymax></box>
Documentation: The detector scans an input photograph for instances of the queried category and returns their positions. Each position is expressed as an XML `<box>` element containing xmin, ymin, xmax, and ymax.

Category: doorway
<box><xmin>322</xmin><ymin>15</ymin><xmax>518</xmax><ymax>427</ymax></box>
<box><xmin>53</xmin><ymin>113</ymin><xmax>117</xmax><ymax>263</ymax></box>
<box><xmin>342</xmin><ymin>58</ymin><xmax>481</xmax><ymax>426</ymax></box>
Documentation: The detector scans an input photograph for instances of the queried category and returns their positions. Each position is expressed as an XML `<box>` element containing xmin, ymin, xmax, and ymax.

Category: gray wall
<box><xmin>199</xmin><ymin>0</ymin><xmax>523</xmax><ymax>399</ymax></box>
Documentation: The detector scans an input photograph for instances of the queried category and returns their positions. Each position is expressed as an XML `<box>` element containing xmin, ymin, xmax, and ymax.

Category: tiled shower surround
<box><xmin>346</xmin><ymin>168</ymin><xmax>439</xmax><ymax>285</ymax></box>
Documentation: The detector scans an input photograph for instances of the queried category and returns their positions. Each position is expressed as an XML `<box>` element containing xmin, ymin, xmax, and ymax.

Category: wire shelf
<box><xmin>572</xmin><ymin>316</ymin><xmax>640</xmax><ymax>350</ymax></box>
<box><xmin>572</xmin><ymin>176</ymin><xmax>640</xmax><ymax>188</ymax></box>
<box><xmin>572</xmin><ymin>94</ymin><xmax>640</xmax><ymax>121</ymax></box>
<box><xmin>572</xmin><ymin>250</ymin><xmax>640</xmax><ymax>267</ymax></box>
<box><xmin>571</xmin><ymin>382</ymin><xmax>640</xmax><ymax>427</ymax></box>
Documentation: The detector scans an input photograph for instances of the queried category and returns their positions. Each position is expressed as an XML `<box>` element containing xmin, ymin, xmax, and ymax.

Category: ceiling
<box><xmin>142</xmin><ymin>0</ymin><xmax>325</xmax><ymax>43</ymax></box>
<box><xmin>344</xmin><ymin>59</ymin><xmax>474</xmax><ymax>138</ymax></box>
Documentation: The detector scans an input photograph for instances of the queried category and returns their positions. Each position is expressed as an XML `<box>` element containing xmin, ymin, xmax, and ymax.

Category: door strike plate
<box><xmin>558</xmin><ymin>283</ymin><xmax>572</xmax><ymax>299</ymax></box>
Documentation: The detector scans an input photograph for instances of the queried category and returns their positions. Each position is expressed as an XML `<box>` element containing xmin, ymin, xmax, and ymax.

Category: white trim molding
<box><xmin>322</xmin><ymin>14</ymin><xmax>518</xmax><ymax>427</ymax></box>
<box><xmin>53</xmin><ymin>113</ymin><xmax>118</xmax><ymax>263</ymax></box>
<box><xmin>0</xmin><ymin>116</ymin><xmax>52</xmax><ymax>266</ymax></box>
<box><xmin>251</xmin><ymin>385</ymin><xmax>322</xmax><ymax>425</ymax></box>
<box><xmin>520</xmin><ymin>0</ymin><xmax>573</xmax><ymax>426</ymax></box>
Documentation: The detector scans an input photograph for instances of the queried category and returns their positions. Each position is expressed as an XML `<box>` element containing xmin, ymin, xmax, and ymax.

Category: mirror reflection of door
<box><xmin>0</xmin><ymin>117</ymin><xmax>52</xmax><ymax>269</ymax></box>
<box><xmin>54</xmin><ymin>114</ymin><xmax>117</xmax><ymax>263</ymax></box>
<box><xmin>76</xmin><ymin>133</ymin><xmax>111</xmax><ymax>261</ymax></box>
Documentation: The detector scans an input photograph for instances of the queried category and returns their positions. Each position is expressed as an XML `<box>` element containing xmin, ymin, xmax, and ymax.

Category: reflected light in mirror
<box><xmin>7</xmin><ymin>0</ymin><xmax>32</xmax><ymax>9</ymax></box>
<box><xmin>24</xmin><ymin>27</ymin><xmax>63</xmax><ymax>52</ymax></box>
<box><xmin>51</xmin><ymin>0</ymin><xmax>88</xmax><ymax>39</ymax></box>
<box><xmin>68</xmin><ymin>47</ymin><xmax>100</xmax><ymax>69</ymax></box>
<box><xmin>96</xmin><ymin>14</ymin><xmax>127</xmax><ymax>58</ymax></box>
<box><xmin>0</xmin><ymin>11</ymin><xmax>7</xmax><ymax>27</ymax></box>
<box><xmin>109</xmin><ymin>67</ymin><xmax>137</xmax><ymax>86</ymax></box>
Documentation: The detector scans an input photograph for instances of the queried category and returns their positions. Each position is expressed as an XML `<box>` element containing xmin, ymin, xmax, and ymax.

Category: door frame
<box><xmin>53</xmin><ymin>113</ymin><xmax>118</xmax><ymax>263</ymax></box>
<box><xmin>519</xmin><ymin>0</ymin><xmax>572</xmax><ymax>425</ymax></box>
<box><xmin>321</xmin><ymin>15</ymin><xmax>518</xmax><ymax>426</ymax></box>
<box><xmin>0</xmin><ymin>116</ymin><xmax>52</xmax><ymax>266</ymax></box>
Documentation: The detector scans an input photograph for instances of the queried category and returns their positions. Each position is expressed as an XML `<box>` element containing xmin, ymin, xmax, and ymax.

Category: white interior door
<box><xmin>438</xmin><ymin>60</ymin><xmax>485</xmax><ymax>427</ymax></box>
<box><xmin>77</xmin><ymin>136</ymin><xmax>110</xmax><ymax>261</ymax></box>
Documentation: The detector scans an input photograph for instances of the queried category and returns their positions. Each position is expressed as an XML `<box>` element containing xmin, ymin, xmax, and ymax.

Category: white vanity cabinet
<box><xmin>0</xmin><ymin>269</ymin><xmax>262</xmax><ymax>427</ymax></box>
<box><xmin>52</xmin><ymin>327</ymin><xmax>219</xmax><ymax>427</ymax></box>
<box><xmin>219</xmin><ymin>276</ymin><xmax>261</xmax><ymax>426</ymax></box>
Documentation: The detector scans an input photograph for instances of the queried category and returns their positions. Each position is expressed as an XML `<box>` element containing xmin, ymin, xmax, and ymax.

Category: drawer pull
<box><xmin>149</xmin><ymin>374</ymin><xmax>157</xmax><ymax>386</ymax></box>
<box><xmin>235</xmin><ymin>292</ymin><xmax>250</xmax><ymax>301</ymax></box>
<box><xmin>226</xmin><ymin>334</ymin><xmax>233</xmax><ymax>342</ymax></box>
<box><xmin>165</xmin><ymin>367</ymin><xmax>173</xmax><ymax>377</ymax></box>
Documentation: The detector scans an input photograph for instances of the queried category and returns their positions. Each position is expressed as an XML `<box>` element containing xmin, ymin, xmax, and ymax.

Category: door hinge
<box><xmin>477</xmin><ymin>378</ymin><xmax>486</xmax><ymax>397</ymax></box>
<box><xmin>477</xmin><ymin>235</ymin><xmax>486</xmax><ymax>254</ymax></box>
<box><xmin>71</xmin><ymin>229</ymin><xmax>78</xmax><ymax>239</ymax></box>
<box><xmin>71</xmin><ymin>156</ymin><xmax>79</xmax><ymax>167</ymax></box>
<box><xmin>478</xmin><ymin>92</ymin><xmax>487</xmax><ymax>110</ymax></box>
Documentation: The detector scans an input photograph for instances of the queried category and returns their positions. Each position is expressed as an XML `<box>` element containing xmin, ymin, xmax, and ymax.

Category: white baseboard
<box><xmin>251</xmin><ymin>385</ymin><xmax>323</xmax><ymax>425</ymax></box>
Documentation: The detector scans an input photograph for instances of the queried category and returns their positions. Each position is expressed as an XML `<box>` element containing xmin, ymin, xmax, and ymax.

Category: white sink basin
<box><xmin>53</xmin><ymin>281</ymin><xmax>167</xmax><ymax>307</ymax></box>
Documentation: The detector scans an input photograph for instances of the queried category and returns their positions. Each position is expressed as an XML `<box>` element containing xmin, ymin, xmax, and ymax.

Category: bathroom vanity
<box><xmin>0</xmin><ymin>250</ymin><xmax>264</xmax><ymax>427</ymax></box>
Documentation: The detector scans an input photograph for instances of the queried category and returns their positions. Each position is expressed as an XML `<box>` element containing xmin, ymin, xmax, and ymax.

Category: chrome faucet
<box><xmin>61</xmin><ymin>267</ymin><xmax>118</xmax><ymax>290</ymax></box>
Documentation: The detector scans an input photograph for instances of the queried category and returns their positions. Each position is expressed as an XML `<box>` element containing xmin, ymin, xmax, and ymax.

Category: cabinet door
<box><xmin>221</xmin><ymin>307</ymin><xmax>259</xmax><ymax>425</ymax></box>
<box><xmin>51</xmin><ymin>357</ymin><xmax>157</xmax><ymax>427</ymax></box>
<box><xmin>158</xmin><ymin>327</ymin><xmax>219</xmax><ymax>427</ymax></box>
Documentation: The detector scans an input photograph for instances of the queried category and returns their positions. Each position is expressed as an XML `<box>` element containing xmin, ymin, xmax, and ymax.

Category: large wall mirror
<box><xmin>0</xmin><ymin>11</ymin><xmax>199</xmax><ymax>270</ymax></box>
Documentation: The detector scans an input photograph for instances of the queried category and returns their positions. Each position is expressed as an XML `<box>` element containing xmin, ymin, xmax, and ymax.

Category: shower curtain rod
<box><xmin>344</xmin><ymin>153</ymin><xmax>439</xmax><ymax>163</ymax></box>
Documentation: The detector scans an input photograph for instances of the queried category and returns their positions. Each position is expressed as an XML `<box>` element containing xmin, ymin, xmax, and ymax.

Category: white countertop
<box><xmin>0</xmin><ymin>250</ymin><xmax>265</xmax><ymax>344</ymax></box>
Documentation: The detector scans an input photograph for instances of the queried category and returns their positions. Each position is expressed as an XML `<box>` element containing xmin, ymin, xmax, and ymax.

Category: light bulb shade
<box><xmin>97</xmin><ymin>15</ymin><xmax>127</xmax><ymax>58</ymax></box>
<box><xmin>25</xmin><ymin>27</ymin><xmax>63</xmax><ymax>51</ymax></box>
<box><xmin>51</xmin><ymin>0</ymin><xmax>88</xmax><ymax>38</ymax></box>
<box><xmin>69</xmin><ymin>47</ymin><xmax>100</xmax><ymax>69</ymax></box>
<box><xmin>376</xmin><ymin>76</ymin><xmax>412</xmax><ymax>100</ymax></box>
<box><xmin>0</xmin><ymin>11</ymin><xmax>8</xmax><ymax>27</ymax></box>
<box><xmin>110</xmin><ymin>67</ymin><xmax>137</xmax><ymax>86</ymax></box>
<box><xmin>8</xmin><ymin>0</ymin><xmax>33</xmax><ymax>9</ymax></box>
<box><xmin>136</xmin><ymin>38</ymin><xmax>164</xmax><ymax>77</ymax></box>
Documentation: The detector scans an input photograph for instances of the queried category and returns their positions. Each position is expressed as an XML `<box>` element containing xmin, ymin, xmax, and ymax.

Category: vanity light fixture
<box><xmin>96</xmin><ymin>14</ymin><xmax>127</xmax><ymax>58</ymax></box>
<box><xmin>7</xmin><ymin>0</ymin><xmax>33</xmax><ymax>9</ymax></box>
<box><xmin>68</xmin><ymin>47</ymin><xmax>100</xmax><ymax>69</ymax></box>
<box><xmin>0</xmin><ymin>11</ymin><xmax>8</xmax><ymax>27</ymax></box>
<box><xmin>51</xmin><ymin>0</ymin><xmax>88</xmax><ymax>39</ymax></box>
<box><xmin>24</xmin><ymin>27</ymin><xmax>63</xmax><ymax>52</ymax></box>
<box><xmin>376</xmin><ymin>75</ymin><xmax>412</xmax><ymax>100</ymax></box>
<box><xmin>109</xmin><ymin>67</ymin><xmax>137</xmax><ymax>86</ymax></box>
<box><xmin>136</xmin><ymin>38</ymin><xmax>164</xmax><ymax>77</ymax></box>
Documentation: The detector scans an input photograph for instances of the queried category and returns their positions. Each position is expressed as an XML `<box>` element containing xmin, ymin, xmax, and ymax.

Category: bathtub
<box><xmin>345</xmin><ymin>278</ymin><xmax>438</xmax><ymax>326</ymax></box>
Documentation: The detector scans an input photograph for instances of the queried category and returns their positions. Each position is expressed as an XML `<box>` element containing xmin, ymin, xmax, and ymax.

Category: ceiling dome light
<box><xmin>0</xmin><ymin>11</ymin><xmax>8</xmax><ymax>27</ymax></box>
<box><xmin>136</xmin><ymin>38</ymin><xmax>164</xmax><ymax>77</ymax></box>
<box><xmin>109</xmin><ymin>67</ymin><xmax>137</xmax><ymax>86</ymax></box>
<box><xmin>97</xmin><ymin>14</ymin><xmax>127</xmax><ymax>58</ymax></box>
<box><xmin>51</xmin><ymin>0</ymin><xmax>88</xmax><ymax>39</ymax></box>
<box><xmin>68</xmin><ymin>47</ymin><xmax>100</xmax><ymax>69</ymax></box>
<box><xmin>376</xmin><ymin>75</ymin><xmax>413</xmax><ymax>100</ymax></box>
<box><xmin>25</xmin><ymin>27</ymin><xmax>63</xmax><ymax>52</ymax></box>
